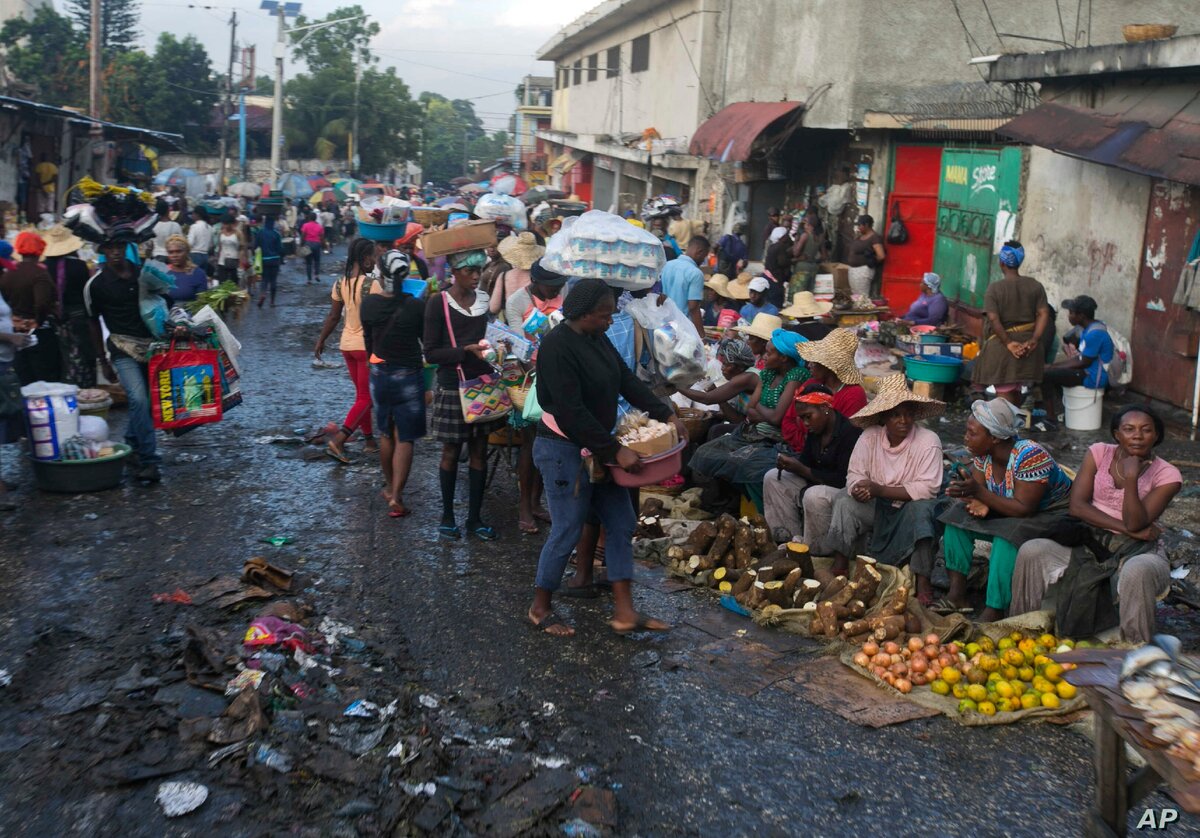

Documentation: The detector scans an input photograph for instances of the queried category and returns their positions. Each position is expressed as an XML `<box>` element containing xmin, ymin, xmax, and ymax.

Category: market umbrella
<box><xmin>333</xmin><ymin>178</ymin><xmax>364</xmax><ymax>195</ymax></box>
<box><xmin>275</xmin><ymin>173</ymin><xmax>314</xmax><ymax>199</ymax></box>
<box><xmin>307</xmin><ymin>174</ymin><xmax>332</xmax><ymax>190</ymax></box>
<box><xmin>520</xmin><ymin>186</ymin><xmax>567</xmax><ymax>205</ymax></box>
<box><xmin>227</xmin><ymin>181</ymin><xmax>263</xmax><ymax>198</ymax></box>
<box><xmin>152</xmin><ymin>166</ymin><xmax>198</xmax><ymax>186</ymax></box>
<box><xmin>309</xmin><ymin>187</ymin><xmax>349</xmax><ymax>205</ymax></box>
<box><xmin>489</xmin><ymin>173</ymin><xmax>528</xmax><ymax>196</ymax></box>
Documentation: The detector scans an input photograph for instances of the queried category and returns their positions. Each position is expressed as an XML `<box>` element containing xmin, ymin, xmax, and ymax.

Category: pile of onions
<box><xmin>853</xmin><ymin>633</ymin><xmax>962</xmax><ymax>694</ymax></box>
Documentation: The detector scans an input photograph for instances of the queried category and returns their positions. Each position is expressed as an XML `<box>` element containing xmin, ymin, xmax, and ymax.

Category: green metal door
<box><xmin>932</xmin><ymin>147</ymin><xmax>1023</xmax><ymax>309</ymax></box>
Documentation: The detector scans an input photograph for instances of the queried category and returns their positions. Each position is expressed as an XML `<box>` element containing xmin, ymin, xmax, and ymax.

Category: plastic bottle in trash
<box><xmin>254</xmin><ymin>744</ymin><xmax>293</xmax><ymax>773</ymax></box>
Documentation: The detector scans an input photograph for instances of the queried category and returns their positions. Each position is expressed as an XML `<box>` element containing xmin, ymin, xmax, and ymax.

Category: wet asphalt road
<box><xmin>1</xmin><ymin>246</ymin><xmax>1198</xmax><ymax>836</ymax></box>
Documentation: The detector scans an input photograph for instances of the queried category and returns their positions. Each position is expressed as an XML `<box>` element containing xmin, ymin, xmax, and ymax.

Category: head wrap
<box><xmin>998</xmin><ymin>243</ymin><xmax>1025</xmax><ymax>268</ymax></box>
<box><xmin>530</xmin><ymin>258</ymin><xmax>568</xmax><ymax>288</ymax></box>
<box><xmin>394</xmin><ymin>221</ymin><xmax>424</xmax><ymax>249</ymax></box>
<box><xmin>382</xmin><ymin>249</ymin><xmax>411</xmax><ymax>283</ymax></box>
<box><xmin>971</xmin><ymin>398</ymin><xmax>1022</xmax><ymax>440</ymax></box>
<box><xmin>447</xmin><ymin>249</ymin><xmax>487</xmax><ymax>271</ymax></box>
<box><xmin>796</xmin><ymin>391</ymin><xmax>834</xmax><ymax>407</ymax></box>
<box><xmin>0</xmin><ymin>241</ymin><xmax>12</xmax><ymax>260</ymax></box>
<box><xmin>922</xmin><ymin>272</ymin><xmax>941</xmax><ymax>293</ymax></box>
<box><xmin>15</xmin><ymin>231</ymin><xmax>46</xmax><ymax>257</ymax></box>
<box><xmin>716</xmin><ymin>338</ymin><xmax>755</xmax><ymax>368</ymax></box>
<box><xmin>770</xmin><ymin>328</ymin><xmax>806</xmax><ymax>363</ymax></box>
<box><xmin>768</xmin><ymin>226</ymin><xmax>788</xmax><ymax>244</ymax></box>
<box><xmin>562</xmin><ymin>277</ymin><xmax>610</xmax><ymax>320</ymax></box>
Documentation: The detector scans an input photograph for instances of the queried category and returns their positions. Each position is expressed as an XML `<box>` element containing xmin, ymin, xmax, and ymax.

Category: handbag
<box><xmin>441</xmin><ymin>292</ymin><xmax>512</xmax><ymax>424</ymax></box>
<box><xmin>521</xmin><ymin>374</ymin><xmax>543</xmax><ymax>423</ymax></box>
<box><xmin>886</xmin><ymin>202</ymin><xmax>909</xmax><ymax>244</ymax></box>
<box><xmin>147</xmin><ymin>337</ymin><xmax>224</xmax><ymax>430</ymax></box>
<box><xmin>297</xmin><ymin>243</ymin><xmax>312</xmax><ymax>259</ymax></box>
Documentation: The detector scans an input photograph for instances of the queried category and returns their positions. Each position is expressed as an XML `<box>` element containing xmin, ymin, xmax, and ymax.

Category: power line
<box><xmin>979</xmin><ymin>0</ymin><xmax>1005</xmax><ymax>49</ymax></box>
<box><xmin>1053</xmin><ymin>0</ymin><xmax>1067</xmax><ymax>45</ymax></box>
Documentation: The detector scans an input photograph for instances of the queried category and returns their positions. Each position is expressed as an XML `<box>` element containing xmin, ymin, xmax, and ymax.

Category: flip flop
<box><xmin>930</xmin><ymin>597</ymin><xmax>973</xmax><ymax>615</ymax></box>
<box><xmin>325</xmin><ymin>443</ymin><xmax>351</xmax><ymax>464</ymax></box>
<box><xmin>468</xmin><ymin>524</ymin><xmax>498</xmax><ymax>541</ymax></box>
<box><xmin>560</xmin><ymin>584</ymin><xmax>598</xmax><ymax>599</ymax></box>
<box><xmin>438</xmin><ymin>524</ymin><xmax>461</xmax><ymax>540</ymax></box>
<box><xmin>527</xmin><ymin>609</ymin><xmax>574</xmax><ymax>637</ymax></box>
<box><xmin>387</xmin><ymin>504</ymin><xmax>410</xmax><ymax>519</ymax></box>
<box><xmin>609</xmin><ymin>614</ymin><xmax>671</xmax><ymax>636</ymax></box>
<box><xmin>518</xmin><ymin>519</ymin><xmax>540</xmax><ymax>535</ymax></box>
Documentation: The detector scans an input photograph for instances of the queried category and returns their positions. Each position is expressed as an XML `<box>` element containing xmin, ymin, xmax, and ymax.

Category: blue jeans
<box><xmin>261</xmin><ymin>260</ymin><xmax>280</xmax><ymax>302</ymax></box>
<box><xmin>112</xmin><ymin>354</ymin><xmax>159</xmax><ymax>465</ymax></box>
<box><xmin>533</xmin><ymin>436</ymin><xmax>634</xmax><ymax>591</ymax></box>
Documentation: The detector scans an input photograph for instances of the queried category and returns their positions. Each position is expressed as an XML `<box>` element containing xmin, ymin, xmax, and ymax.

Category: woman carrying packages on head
<box><xmin>423</xmin><ymin>248</ymin><xmax>506</xmax><ymax>540</ymax></box>
<box><xmin>315</xmin><ymin>238</ymin><xmax>379</xmax><ymax>462</ymax></box>
<box><xmin>971</xmin><ymin>241</ymin><xmax>1051</xmax><ymax>404</ymax></box>
<box><xmin>507</xmin><ymin>258</ymin><xmax>569</xmax><ymax>535</ymax></box>
<box><xmin>689</xmin><ymin>329</ymin><xmax>809</xmax><ymax>512</ymax></box>
<box><xmin>489</xmin><ymin>231</ymin><xmax>544</xmax><ymax>322</ymax></box>
<box><xmin>361</xmin><ymin>250</ymin><xmax>428</xmax><ymax>518</ymax></box>
<box><xmin>1011</xmin><ymin>406</ymin><xmax>1182</xmax><ymax>644</ymax></box>
<box><xmin>933</xmin><ymin>398</ymin><xmax>1073</xmax><ymax>618</ymax></box>
<box><xmin>528</xmin><ymin>277</ymin><xmax>684</xmax><ymax>637</ymax></box>
<box><xmin>800</xmin><ymin>375</ymin><xmax>945</xmax><ymax>577</ymax></box>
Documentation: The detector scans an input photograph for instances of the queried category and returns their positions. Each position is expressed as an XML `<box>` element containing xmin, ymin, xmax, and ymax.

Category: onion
<box><xmin>925</xmin><ymin>633</ymin><xmax>941</xmax><ymax>647</ymax></box>
<box><xmin>929</xmin><ymin>662</ymin><xmax>942</xmax><ymax>678</ymax></box>
<box><xmin>938</xmin><ymin>653</ymin><xmax>956</xmax><ymax>668</ymax></box>
<box><xmin>889</xmin><ymin>661</ymin><xmax>908</xmax><ymax>676</ymax></box>
<box><xmin>947</xmin><ymin>642</ymin><xmax>960</xmax><ymax>656</ymax></box>
<box><xmin>895</xmin><ymin>678</ymin><xmax>913</xmax><ymax>694</ymax></box>
<box><xmin>889</xmin><ymin>653</ymin><xmax>902</xmax><ymax>666</ymax></box>
<box><xmin>910</xmin><ymin>672</ymin><xmax>929</xmax><ymax>686</ymax></box>
<box><xmin>923</xmin><ymin>644</ymin><xmax>940</xmax><ymax>659</ymax></box>
<box><xmin>910</xmin><ymin>656</ymin><xmax>928</xmax><ymax>674</ymax></box>
<box><xmin>907</xmin><ymin>636</ymin><xmax>925</xmax><ymax>653</ymax></box>
<box><xmin>862</xmin><ymin>641</ymin><xmax>879</xmax><ymax>657</ymax></box>
<box><xmin>872</xmin><ymin>665</ymin><xmax>887</xmax><ymax>678</ymax></box>
<box><xmin>883</xmin><ymin>672</ymin><xmax>896</xmax><ymax>686</ymax></box>
<box><xmin>853</xmin><ymin>652</ymin><xmax>871</xmax><ymax>668</ymax></box>
<box><xmin>883</xmin><ymin>641</ymin><xmax>901</xmax><ymax>655</ymax></box>
<box><xmin>872</xmin><ymin>653</ymin><xmax>891</xmax><ymax>667</ymax></box>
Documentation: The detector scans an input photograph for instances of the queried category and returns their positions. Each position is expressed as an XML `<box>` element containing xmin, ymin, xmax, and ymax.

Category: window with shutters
<box><xmin>630</xmin><ymin>34</ymin><xmax>649</xmax><ymax>73</ymax></box>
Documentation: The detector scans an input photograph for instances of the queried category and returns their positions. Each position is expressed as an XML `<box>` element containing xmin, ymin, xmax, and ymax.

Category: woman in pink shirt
<box><xmin>1012</xmin><ymin>406</ymin><xmax>1182</xmax><ymax>643</ymax></box>
<box><xmin>300</xmin><ymin>213</ymin><xmax>324</xmax><ymax>284</ymax></box>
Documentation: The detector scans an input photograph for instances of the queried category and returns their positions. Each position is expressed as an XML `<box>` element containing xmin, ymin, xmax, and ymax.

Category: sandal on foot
<box><xmin>527</xmin><ymin>609</ymin><xmax>574</xmax><ymax>636</ymax></box>
<box><xmin>518</xmin><ymin>519</ymin><xmax>540</xmax><ymax>535</ymax></box>
<box><xmin>438</xmin><ymin>524</ymin><xmax>461</xmax><ymax>540</ymax></box>
<box><xmin>387</xmin><ymin>502</ymin><xmax>410</xmax><ymax>519</ymax></box>
<box><xmin>362</xmin><ymin>439</ymin><xmax>380</xmax><ymax>455</ymax></box>
<box><xmin>325</xmin><ymin>443</ymin><xmax>351</xmax><ymax>464</ymax></box>
<box><xmin>609</xmin><ymin>614</ymin><xmax>670</xmax><ymax>636</ymax></box>
<box><xmin>467</xmin><ymin>524</ymin><xmax>497</xmax><ymax>541</ymax></box>
<box><xmin>930</xmin><ymin>597</ymin><xmax>973</xmax><ymax>615</ymax></box>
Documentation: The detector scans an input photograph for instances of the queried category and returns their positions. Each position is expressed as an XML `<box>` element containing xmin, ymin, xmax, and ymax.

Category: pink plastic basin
<box><xmin>606</xmin><ymin>440</ymin><xmax>687</xmax><ymax>488</ymax></box>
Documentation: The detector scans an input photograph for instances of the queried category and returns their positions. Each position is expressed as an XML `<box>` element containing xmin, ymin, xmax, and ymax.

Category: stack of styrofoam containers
<box><xmin>543</xmin><ymin>210</ymin><xmax>667</xmax><ymax>290</ymax></box>
<box><xmin>21</xmin><ymin>381</ymin><xmax>80</xmax><ymax>460</ymax></box>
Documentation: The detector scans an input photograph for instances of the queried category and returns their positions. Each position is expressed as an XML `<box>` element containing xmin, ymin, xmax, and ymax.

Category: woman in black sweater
<box><xmin>528</xmin><ymin>278</ymin><xmax>685</xmax><ymax>637</ymax></box>
<box><xmin>422</xmin><ymin>249</ymin><xmax>504</xmax><ymax>540</ymax></box>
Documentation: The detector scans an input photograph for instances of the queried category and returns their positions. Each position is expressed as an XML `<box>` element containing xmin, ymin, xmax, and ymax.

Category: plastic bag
<box><xmin>472</xmin><ymin>192</ymin><xmax>527</xmax><ymax>231</ymax></box>
<box><xmin>148</xmin><ymin>339</ymin><xmax>223</xmax><ymax>430</ymax></box>
<box><xmin>138</xmin><ymin>261</ymin><xmax>176</xmax><ymax>338</ymax></box>
<box><xmin>624</xmin><ymin>295</ymin><xmax>706</xmax><ymax>386</ymax></box>
<box><xmin>541</xmin><ymin>210</ymin><xmax>666</xmax><ymax>290</ymax></box>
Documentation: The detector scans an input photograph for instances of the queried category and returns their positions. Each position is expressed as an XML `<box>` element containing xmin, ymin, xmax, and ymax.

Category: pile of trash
<box><xmin>32</xmin><ymin>553</ymin><xmax>621</xmax><ymax>833</ymax></box>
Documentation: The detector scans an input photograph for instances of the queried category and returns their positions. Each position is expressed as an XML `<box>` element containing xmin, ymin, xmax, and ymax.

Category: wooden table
<box><xmin>1056</xmin><ymin>649</ymin><xmax>1200</xmax><ymax>836</ymax></box>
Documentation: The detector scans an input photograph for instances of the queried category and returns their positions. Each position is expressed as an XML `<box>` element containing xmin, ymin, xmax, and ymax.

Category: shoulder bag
<box><xmin>886</xmin><ymin>201</ymin><xmax>909</xmax><ymax>244</ymax></box>
<box><xmin>442</xmin><ymin>292</ymin><xmax>512</xmax><ymax>423</ymax></box>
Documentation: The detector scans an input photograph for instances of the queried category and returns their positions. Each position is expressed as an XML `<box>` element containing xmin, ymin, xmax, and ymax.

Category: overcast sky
<box><xmin>118</xmin><ymin>0</ymin><xmax>600</xmax><ymax>133</ymax></box>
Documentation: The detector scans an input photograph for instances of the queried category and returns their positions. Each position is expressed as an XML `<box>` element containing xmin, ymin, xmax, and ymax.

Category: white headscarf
<box><xmin>768</xmin><ymin>226</ymin><xmax>788</xmax><ymax>244</ymax></box>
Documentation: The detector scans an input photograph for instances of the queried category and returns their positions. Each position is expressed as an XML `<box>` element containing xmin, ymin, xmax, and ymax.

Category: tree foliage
<box><xmin>288</xmin><ymin>5</ymin><xmax>377</xmax><ymax>74</ymax></box>
<box><xmin>418</xmin><ymin>93</ymin><xmax>508</xmax><ymax>184</ymax></box>
<box><xmin>64</xmin><ymin>0</ymin><xmax>140</xmax><ymax>56</ymax></box>
<box><xmin>0</xmin><ymin>8</ymin><xmax>89</xmax><ymax>107</ymax></box>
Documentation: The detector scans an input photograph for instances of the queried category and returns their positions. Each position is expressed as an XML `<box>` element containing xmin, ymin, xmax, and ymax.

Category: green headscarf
<box><xmin>447</xmin><ymin>249</ymin><xmax>487</xmax><ymax>270</ymax></box>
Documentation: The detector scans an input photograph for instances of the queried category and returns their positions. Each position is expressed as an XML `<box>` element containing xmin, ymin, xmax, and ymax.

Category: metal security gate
<box><xmin>882</xmin><ymin>144</ymin><xmax>942</xmax><ymax>312</ymax></box>
<box><xmin>932</xmin><ymin>146</ymin><xmax>1023</xmax><ymax>311</ymax></box>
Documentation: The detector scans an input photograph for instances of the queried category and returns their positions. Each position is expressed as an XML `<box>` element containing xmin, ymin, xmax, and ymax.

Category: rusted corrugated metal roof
<box><xmin>689</xmin><ymin>101</ymin><xmax>803</xmax><ymax>163</ymax></box>
<box><xmin>998</xmin><ymin>81</ymin><xmax>1200</xmax><ymax>186</ymax></box>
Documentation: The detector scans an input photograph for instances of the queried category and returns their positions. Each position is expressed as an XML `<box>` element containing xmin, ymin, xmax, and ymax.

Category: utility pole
<box><xmin>89</xmin><ymin>0</ymin><xmax>103</xmax><ymax>181</ymax></box>
<box><xmin>350</xmin><ymin>53</ymin><xmax>361</xmax><ymax>176</ymax></box>
<box><xmin>269</xmin><ymin>5</ymin><xmax>285</xmax><ymax>182</ymax></box>
<box><xmin>217</xmin><ymin>10</ymin><xmax>237</xmax><ymax>194</ymax></box>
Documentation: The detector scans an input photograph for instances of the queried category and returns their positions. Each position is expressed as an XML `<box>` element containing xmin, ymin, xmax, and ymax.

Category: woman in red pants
<box><xmin>315</xmin><ymin>238</ymin><xmax>378</xmax><ymax>461</ymax></box>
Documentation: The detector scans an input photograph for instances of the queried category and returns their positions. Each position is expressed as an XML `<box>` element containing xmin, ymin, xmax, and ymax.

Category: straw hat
<box><xmin>738</xmin><ymin>313</ymin><xmax>783</xmax><ymax>342</ymax></box>
<box><xmin>727</xmin><ymin>271</ymin><xmax>753</xmax><ymax>300</ymax></box>
<box><xmin>704</xmin><ymin>273</ymin><xmax>730</xmax><ymax>297</ymax></box>
<box><xmin>497</xmin><ymin>231</ymin><xmax>545</xmax><ymax>270</ymax></box>
<box><xmin>796</xmin><ymin>328</ymin><xmax>864</xmax><ymax>385</ymax></box>
<box><xmin>41</xmin><ymin>225</ymin><xmax>85</xmax><ymax>258</ymax></box>
<box><xmin>849</xmin><ymin>373</ymin><xmax>945</xmax><ymax>428</ymax></box>
<box><xmin>779</xmin><ymin>290</ymin><xmax>833</xmax><ymax>320</ymax></box>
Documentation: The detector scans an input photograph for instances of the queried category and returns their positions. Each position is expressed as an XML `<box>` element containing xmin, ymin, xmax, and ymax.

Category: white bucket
<box><xmin>21</xmin><ymin>381</ymin><xmax>80</xmax><ymax>460</ymax></box>
<box><xmin>1063</xmin><ymin>385</ymin><xmax>1103</xmax><ymax>430</ymax></box>
<box><xmin>814</xmin><ymin>274</ymin><xmax>834</xmax><ymax>295</ymax></box>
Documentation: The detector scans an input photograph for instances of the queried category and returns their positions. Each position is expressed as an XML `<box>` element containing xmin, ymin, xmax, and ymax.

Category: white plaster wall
<box><xmin>1020</xmin><ymin>146</ymin><xmax>1149</xmax><ymax>338</ymax></box>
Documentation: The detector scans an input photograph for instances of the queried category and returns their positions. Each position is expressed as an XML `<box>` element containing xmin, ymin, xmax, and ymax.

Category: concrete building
<box><xmin>513</xmin><ymin>75</ymin><xmax>553</xmax><ymax>186</ymax></box>
<box><xmin>991</xmin><ymin>33</ymin><xmax>1200</xmax><ymax>412</ymax></box>
<box><xmin>536</xmin><ymin>0</ymin><xmax>1195</xmax><ymax>313</ymax></box>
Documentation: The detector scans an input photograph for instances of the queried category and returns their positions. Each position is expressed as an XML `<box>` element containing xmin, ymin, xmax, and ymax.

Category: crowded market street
<box><xmin>0</xmin><ymin>248</ymin><xmax>1195</xmax><ymax>835</ymax></box>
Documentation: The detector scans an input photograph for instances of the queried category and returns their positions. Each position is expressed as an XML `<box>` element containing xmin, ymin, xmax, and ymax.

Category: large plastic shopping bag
<box><xmin>148</xmin><ymin>339</ymin><xmax>224</xmax><ymax>430</ymax></box>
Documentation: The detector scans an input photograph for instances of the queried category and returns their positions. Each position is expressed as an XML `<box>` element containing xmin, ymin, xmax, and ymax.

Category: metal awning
<box><xmin>998</xmin><ymin>82</ymin><xmax>1200</xmax><ymax>186</ymax></box>
<box><xmin>0</xmin><ymin>94</ymin><xmax>183</xmax><ymax>148</ymax></box>
<box><xmin>688</xmin><ymin>101</ymin><xmax>803</xmax><ymax>163</ymax></box>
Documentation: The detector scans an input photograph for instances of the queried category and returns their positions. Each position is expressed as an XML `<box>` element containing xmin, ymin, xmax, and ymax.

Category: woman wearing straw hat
<box><xmin>778</xmin><ymin>291</ymin><xmax>832</xmax><ymax>323</ymax></box>
<box><xmin>701</xmin><ymin>274</ymin><xmax>739</xmax><ymax>329</ymax></box>
<box><xmin>42</xmin><ymin>224</ymin><xmax>96</xmax><ymax>387</ymax></box>
<box><xmin>737</xmin><ymin>312</ymin><xmax>783</xmax><ymax>369</ymax></box>
<box><xmin>934</xmin><ymin>397</ymin><xmax>1072</xmax><ymax>618</ymax></box>
<box><xmin>490</xmin><ymin>231</ymin><xmax>545</xmax><ymax>324</ymax></box>
<box><xmin>690</xmin><ymin>329</ymin><xmax>809</xmax><ymax>512</ymax></box>
<box><xmin>800</xmin><ymin>374</ymin><xmax>946</xmax><ymax>577</ymax></box>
